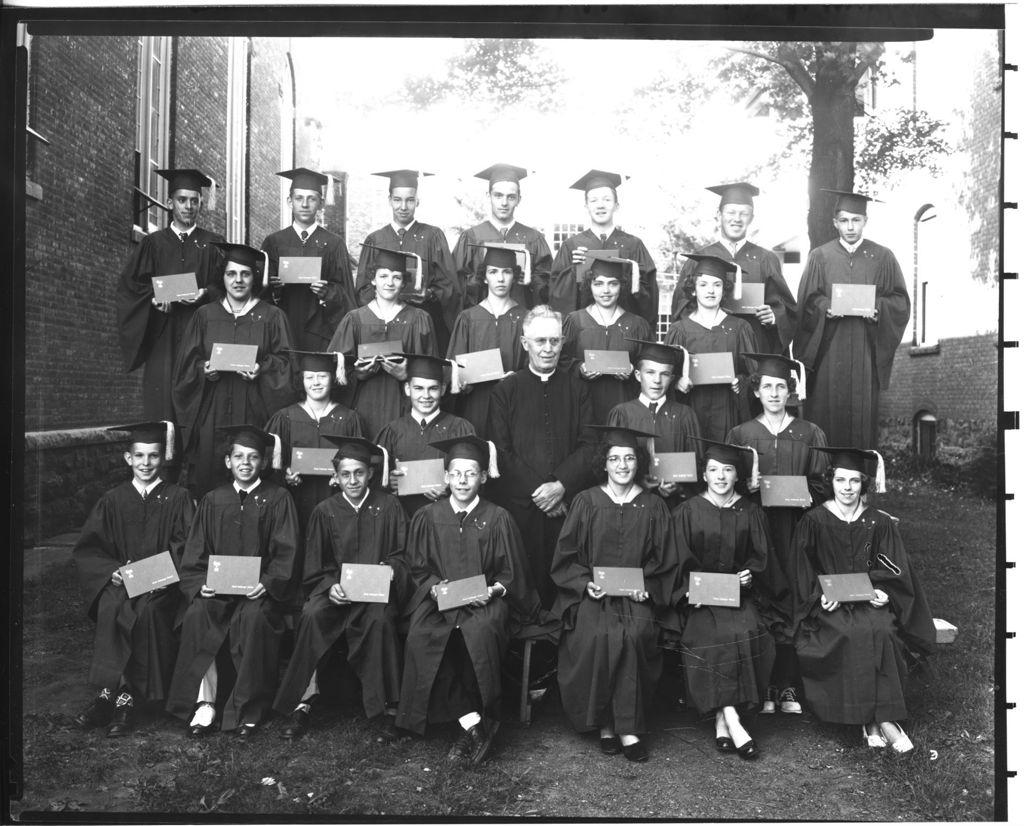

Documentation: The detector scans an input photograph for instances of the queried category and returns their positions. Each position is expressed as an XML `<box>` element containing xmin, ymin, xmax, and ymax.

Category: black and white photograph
<box><xmin>3</xmin><ymin>2</ymin><xmax>1014</xmax><ymax>821</ymax></box>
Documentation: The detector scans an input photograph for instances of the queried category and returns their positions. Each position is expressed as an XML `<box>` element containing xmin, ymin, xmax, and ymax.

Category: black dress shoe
<box><xmin>470</xmin><ymin>719</ymin><xmax>500</xmax><ymax>766</ymax></box>
<box><xmin>447</xmin><ymin>729</ymin><xmax>475</xmax><ymax>762</ymax></box>
<box><xmin>74</xmin><ymin>693</ymin><xmax>114</xmax><ymax>730</ymax></box>
<box><xmin>715</xmin><ymin>736</ymin><xmax>736</xmax><ymax>753</ymax></box>
<box><xmin>623</xmin><ymin>741</ymin><xmax>649</xmax><ymax>763</ymax></box>
<box><xmin>600</xmin><ymin>736</ymin><xmax>622</xmax><ymax>755</ymax></box>
<box><xmin>106</xmin><ymin>705</ymin><xmax>133</xmax><ymax>737</ymax></box>
<box><xmin>237</xmin><ymin>723</ymin><xmax>258</xmax><ymax>740</ymax></box>
<box><xmin>283</xmin><ymin>709</ymin><xmax>309</xmax><ymax>740</ymax></box>
<box><xmin>376</xmin><ymin>715</ymin><xmax>404</xmax><ymax>743</ymax></box>
<box><xmin>736</xmin><ymin>738</ymin><xmax>759</xmax><ymax>760</ymax></box>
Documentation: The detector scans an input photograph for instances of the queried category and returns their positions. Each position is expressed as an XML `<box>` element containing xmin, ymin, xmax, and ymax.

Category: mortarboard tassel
<box><xmin>270</xmin><ymin>433</ymin><xmax>283</xmax><ymax>470</ymax></box>
<box><xmin>743</xmin><ymin>444</ymin><xmax>760</xmax><ymax>491</ymax></box>
<box><xmin>326</xmin><ymin>173</ymin><xmax>336</xmax><ymax>206</ymax></box>
<box><xmin>334</xmin><ymin>351</ymin><xmax>347</xmax><ymax>386</ymax></box>
<box><xmin>377</xmin><ymin>445</ymin><xmax>390</xmax><ymax>488</ymax></box>
<box><xmin>486</xmin><ymin>440</ymin><xmax>500</xmax><ymax>479</ymax></box>
<box><xmin>793</xmin><ymin>357</ymin><xmax>807</xmax><ymax>402</ymax></box>
<box><xmin>630</xmin><ymin>259</ymin><xmax>640</xmax><ymax>295</ymax></box>
<box><xmin>163</xmin><ymin>420</ymin><xmax>175</xmax><ymax>462</ymax></box>
<box><xmin>207</xmin><ymin>177</ymin><xmax>217</xmax><ymax>212</ymax></box>
<box><xmin>675</xmin><ymin>347</ymin><xmax>691</xmax><ymax>392</ymax></box>
<box><xmin>448</xmin><ymin>358</ymin><xmax>464</xmax><ymax>395</ymax></box>
<box><xmin>261</xmin><ymin>249</ymin><xmax>271</xmax><ymax>288</ymax></box>
<box><xmin>870</xmin><ymin>450</ymin><xmax>886</xmax><ymax>494</ymax></box>
<box><xmin>733</xmin><ymin>262</ymin><xmax>742</xmax><ymax>302</ymax></box>
<box><xmin>646</xmin><ymin>437</ymin><xmax>657</xmax><ymax>466</ymax></box>
<box><xmin>521</xmin><ymin>249</ymin><xmax>532</xmax><ymax>286</ymax></box>
<box><xmin>410</xmin><ymin>252</ymin><xmax>423</xmax><ymax>292</ymax></box>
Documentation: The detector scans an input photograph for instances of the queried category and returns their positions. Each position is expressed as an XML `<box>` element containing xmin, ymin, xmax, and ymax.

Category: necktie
<box><xmin>599</xmin><ymin>233</ymin><xmax>608</xmax><ymax>244</ymax></box>
<box><xmin>397</xmin><ymin>228</ymin><xmax>406</xmax><ymax>242</ymax></box>
<box><xmin>501</xmin><ymin>228</ymin><xmax>509</xmax><ymax>241</ymax></box>
<box><xmin>300</xmin><ymin>230</ymin><xmax>309</xmax><ymax>243</ymax></box>
<box><xmin>457</xmin><ymin>511</ymin><xmax>467</xmax><ymax>527</ymax></box>
<box><xmin>649</xmin><ymin>401</ymin><xmax>658</xmax><ymax>415</ymax></box>
<box><xmin>141</xmin><ymin>489</ymin><xmax>148</xmax><ymax>501</ymax></box>
<box><xmin>239</xmin><ymin>489</ymin><xmax>248</xmax><ymax>505</ymax></box>
<box><xmin>419</xmin><ymin>418</ymin><xmax>427</xmax><ymax>432</ymax></box>
<box><xmin>179</xmin><ymin>232</ymin><xmax>187</xmax><ymax>244</ymax></box>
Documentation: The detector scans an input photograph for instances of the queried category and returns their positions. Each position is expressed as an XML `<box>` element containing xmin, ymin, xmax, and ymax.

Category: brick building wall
<box><xmin>248</xmin><ymin>39</ymin><xmax>288</xmax><ymax>246</ymax></box>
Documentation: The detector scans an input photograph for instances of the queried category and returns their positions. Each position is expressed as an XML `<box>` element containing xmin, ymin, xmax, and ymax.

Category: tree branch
<box><xmin>724</xmin><ymin>44</ymin><xmax>815</xmax><ymax>99</ymax></box>
<box><xmin>852</xmin><ymin>42</ymin><xmax>885</xmax><ymax>84</ymax></box>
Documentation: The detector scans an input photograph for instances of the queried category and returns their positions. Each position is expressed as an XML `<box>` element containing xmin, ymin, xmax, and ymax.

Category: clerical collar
<box><xmin>839</xmin><ymin>237</ymin><xmax>864</xmax><ymax>254</ymax></box>
<box><xmin>343</xmin><ymin>488</ymin><xmax>370</xmax><ymax>512</ymax></box>
<box><xmin>450</xmin><ymin>496</ymin><xmax>480</xmax><ymax>517</ymax></box>
<box><xmin>528</xmin><ymin>365</ymin><xmax>555</xmax><ymax>382</ymax></box>
<box><xmin>639</xmin><ymin>394</ymin><xmax>666</xmax><ymax>412</ymax></box>
<box><xmin>132</xmin><ymin>478</ymin><xmax>162</xmax><ymax>497</ymax></box>
<box><xmin>718</xmin><ymin>235</ymin><xmax>747</xmax><ymax>256</ymax></box>
<box><xmin>391</xmin><ymin>219</ymin><xmax>417</xmax><ymax>234</ymax></box>
<box><xmin>413</xmin><ymin>408</ymin><xmax>441</xmax><ymax>427</ymax></box>
<box><xmin>233</xmin><ymin>478</ymin><xmax>262</xmax><ymax>495</ymax></box>
<box><xmin>172</xmin><ymin>223</ymin><xmax>197</xmax><ymax>237</ymax></box>
<box><xmin>292</xmin><ymin>222</ymin><xmax>317</xmax><ymax>238</ymax></box>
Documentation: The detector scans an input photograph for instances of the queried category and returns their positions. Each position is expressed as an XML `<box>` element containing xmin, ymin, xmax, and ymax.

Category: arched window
<box><xmin>914</xmin><ymin>411</ymin><xmax>937</xmax><ymax>460</ymax></box>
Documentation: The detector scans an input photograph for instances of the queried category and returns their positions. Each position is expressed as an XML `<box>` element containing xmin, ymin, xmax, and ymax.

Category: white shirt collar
<box><xmin>414</xmin><ymin>408</ymin><xmax>441</xmax><ymax>426</ymax></box>
<box><xmin>450</xmin><ymin>495</ymin><xmax>480</xmax><ymax>516</ymax></box>
<box><xmin>639</xmin><ymin>394</ymin><xmax>666</xmax><ymax>412</ymax></box>
<box><xmin>292</xmin><ymin>221</ymin><xmax>317</xmax><ymax>238</ymax></box>
<box><xmin>718</xmin><ymin>234</ymin><xmax>747</xmax><ymax>256</ymax></box>
<box><xmin>342</xmin><ymin>488</ymin><xmax>370</xmax><ymax>512</ymax></box>
<box><xmin>221</xmin><ymin>296</ymin><xmax>259</xmax><ymax>316</ymax></box>
<box><xmin>233</xmin><ymin>478</ymin><xmax>262</xmax><ymax>495</ymax></box>
<box><xmin>132</xmin><ymin>478</ymin><xmax>162</xmax><ymax>497</ymax></box>
<box><xmin>488</xmin><ymin>218</ymin><xmax>515</xmax><ymax>233</ymax></box>
<box><xmin>391</xmin><ymin>219</ymin><xmax>417</xmax><ymax>234</ymax></box>
<box><xmin>528</xmin><ymin>365</ymin><xmax>555</xmax><ymax>382</ymax></box>
<box><xmin>589</xmin><ymin>224</ymin><xmax>616</xmax><ymax>238</ymax></box>
<box><xmin>839</xmin><ymin>237</ymin><xmax>864</xmax><ymax>254</ymax></box>
<box><xmin>172</xmin><ymin>223</ymin><xmax>197</xmax><ymax>237</ymax></box>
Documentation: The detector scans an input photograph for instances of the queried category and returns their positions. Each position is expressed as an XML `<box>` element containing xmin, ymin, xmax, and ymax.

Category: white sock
<box><xmin>300</xmin><ymin>669</ymin><xmax>319</xmax><ymax>703</ymax></box>
<box><xmin>196</xmin><ymin>662</ymin><xmax>218</xmax><ymax>704</ymax></box>
<box><xmin>458</xmin><ymin>711</ymin><xmax>482</xmax><ymax>730</ymax></box>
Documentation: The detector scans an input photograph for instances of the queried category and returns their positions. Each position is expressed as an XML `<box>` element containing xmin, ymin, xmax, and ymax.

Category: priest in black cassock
<box><xmin>355</xmin><ymin>170</ymin><xmax>460</xmax><ymax>352</ymax></box>
<box><xmin>548</xmin><ymin>170</ymin><xmax>659</xmax><ymax>324</ymax></box>
<box><xmin>116</xmin><ymin>168</ymin><xmax>225</xmax><ymax>426</ymax></box>
<box><xmin>165</xmin><ymin>425</ymin><xmax>299</xmax><ymax>737</ymax></box>
<box><xmin>273</xmin><ymin>436</ymin><xmax>409</xmax><ymax>740</ymax></box>
<box><xmin>487</xmin><ymin>305</ymin><xmax>597</xmax><ymax>608</ymax></box>
<box><xmin>261</xmin><ymin>168</ymin><xmax>357</xmax><ymax>353</ymax></box>
<box><xmin>670</xmin><ymin>182</ymin><xmax>797</xmax><ymax>356</ymax></box>
<box><xmin>793</xmin><ymin>190</ymin><xmax>910</xmax><ymax>450</ymax></box>
<box><xmin>72</xmin><ymin>422</ymin><xmax>194</xmax><ymax>737</ymax></box>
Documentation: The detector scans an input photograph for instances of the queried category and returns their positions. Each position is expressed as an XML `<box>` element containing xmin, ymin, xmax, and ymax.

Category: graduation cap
<box><xmin>586</xmin><ymin>255</ymin><xmax>641</xmax><ymax>294</ymax></box>
<box><xmin>811</xmin><ymin>446</ymin><xmax>887</xmax><ymax>493</ymax></box>
<box><xmin>360</xmin><ymin>243</ymin><xmax>424</xmax><ymax>290</ymax></box>
<box><xmin>217</xmin><ymin>424</ymin><xmax>282</xmax><ymax>469</ymax></box>
<box><xmin>475</xmin><ymin>163</ymin><xmax>528</xmax><ymax>186</ymax></box>
<box><xmin>742</xmin><ymin>351</ymin><xmax>807</xmax><ymax>402</ymax></box>
<box><xmin>106</xmin><ymin>420</ymin><xmax>176</xmax><ymax>462</ymax></box>
<box><xmin>373</xmin><ymin>169</ymin><xmax>433</xmax><ymax>190</ymax></box>
<box><xmin>625</xmin><ymin>337</ymin><xmax>688</xmax><ymax>374</ymax></box>
<box><xmin>212</xmin><ymin>242</ymin><xmax>269</xmax><ymax>286</ymax></box>
<box><xmin>157</xmin><ymin>168</ymin><xmax>217</xmax><ymax>210</ymax></box>
<box><xmin>682</xmin><ymin>252</ymin><xmax>743</xmax><ymax>301</ymax></box>
<box><xmin>398</xmin><ymin>352</ymin><xmax>464</xmax><ymax>395</ymax></box>
<box><xmin>707</xmin><ymin>182</ymin><xmax>759</xmax><ymax>209</ymax></box>
<box><xmin>570</xmin><ymin>169</ymin><xmax>626</xmax><ymax>193</ymax></box>
<box><xmin>692</xmin><ymin>437</ymin><xmax>760</xmax><ymax>487</ymax></box>
<box><xmin>428</xmin><ymin>434</ymin><xmax>499</xmax><ymax>478</ymax></box>
<box><xmin>322</xmin><ymin>434</ymin><xmax>389</xmax><ymax>486</ymax></box>
<box><xmin>821</xmin><ymin>188</ymin><xmax>880</xmax><ymax>216</ymax></box>
<box><xmin>285</xmin><ymin>349</ymin><xmax>351</xmax><ymax>387</ymax></box>
<box><xmin>278</xmin><ymin>167</ymin><xmax>328</xmax><ymax>190</ymax></box>
<box><xmin>468</xmin><ymin>242</ymin><xmax>532</xmax><ymax>285</ymax></box>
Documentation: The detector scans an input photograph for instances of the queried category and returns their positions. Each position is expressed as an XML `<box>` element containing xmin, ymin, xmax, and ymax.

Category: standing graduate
<box><xmin>548</xmin><ymin>170</ymin><xmax>658</xmax><ymax>324</ymax></box>
<box><xmin>445</xmin><ymin>244</ymin><xmax>526</xmax><ymax>436</ymax></box>
<box><xmin>355</xmin><ymin>170</ymin><xmax>460</xmax><ymax>352</ymax></box>
<box><xmin>550</xmin><ymin>425</ymin><xmax>676</xmax><ymax>763</ymax></box>
<box><xmin>793</xmin><ymin>190</ymin><xmax>910</xmax><ymax>449</ymax></box>
<box><xmin>117</xmin><ymin>168</ymin><xmax>225</xmax><ymax>424</ymax></box>
<box><xmin>328</xmin><ymin>245</ymin><xmax>438</xmax><ymax>439</ymax></box>
<box><xmin>172</xmin><ymin>242</ymin><xmax>294</xmax><ymax>500</ymax></box>
<box><xmin>559</xmin><ymin>257</ymin><xmax>651</xmax><ymax>423</ymax></box>
<box><xmin>273</xmin><ymin>436</ymin><xmax>409</xmax><ymax>740</ymax></box>
<box><xmin>72</xmin><ymin>421</ymin><xmax>194</xmax><ymax>737</ymax></box>
<box><xmin>670</xmin><ymin>183</ymin><xmax>797</xmax><ymax>355</ymax></box>
<box><xmin>451</xmin><ymin>163</ymin><xmax>553</xmax><ymax>309</ymax></box>
<box><xmin>261</xmin><ymin>168</ymin><xmax>357</xmax><ymax>353</ymax></box>
<box><xmin>166</xmin><ymin>425</ymin><xmax>299</xmax><ymax>737</ymax></box>
<box><xmin>791</xmin><ymin>448</ymin><xmax>935</xmax><ymax>753</ymax></box>
<box><xmin>486</xmin><ymin>305</ymin><xmax>597</xmax><ymax>608</ymax></box>
<box><xmin>395</xmin><ymin>435</ymin><xmax>540</xmax><ymax>766</ymax></box>
<box><xmin>666</xmin><ymin>253</ymin><xmax>757</xmax><ymax>442</ymax></box>
<box><xmin>376</xmin><ymin>354</ymin><xmax>475</xmax><ymax>519</ymax></box>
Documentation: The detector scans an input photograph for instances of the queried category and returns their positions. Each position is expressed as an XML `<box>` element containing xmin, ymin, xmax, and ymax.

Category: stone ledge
<box><xmin>25</xmin><ymin>427</ymin><xmax>129</xmax><ymax>452</ymax></box>
<box><xmin>909</xmin><ymin>344</ymin><xmax>941</xmax><ymax>357</ymax></box>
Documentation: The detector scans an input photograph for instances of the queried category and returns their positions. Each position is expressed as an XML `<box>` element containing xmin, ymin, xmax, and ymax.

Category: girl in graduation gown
<box><xmin>172</xmin><ymin>243</ymin><xmax>294</xmax><ymax>500</ymax></box>
<box><xmin>672</xmin><ymin>438</ymin><xmax>777</xmax><ymax>760</ymax></box>
<box><xmin>445</xmin><ymin>244</ymin><xmax>526</xmax><ymax>436</ymax></box>
<box><xmin>559</xmin><ymin>258</ymin><xmax>651</xmax><ymax>423</ymax></box>
<box><xmin>792</xmin><ymin>448</ymin><xmax>935</xmax><ymax>753</ymax></box>
<box><xmin>666</xmin><ymin>253</ymin><xmax>756</xmax><ymax>442</ymax></box>
<box><xmin>328</xmin><ymin>245</ymin><xmax>438</xmax><ymax>439</ymax></box>
<box><xmin>550</xmin><ymin>426</ymin><xmax>676</xmax><ymax>763</ymax></box>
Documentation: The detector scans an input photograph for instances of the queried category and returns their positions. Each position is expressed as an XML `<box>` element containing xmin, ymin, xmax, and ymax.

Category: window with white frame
<box><xmin>134</xmin><ymin>36</ymin><xmax>171</xmax><ymax>235</ymax></box>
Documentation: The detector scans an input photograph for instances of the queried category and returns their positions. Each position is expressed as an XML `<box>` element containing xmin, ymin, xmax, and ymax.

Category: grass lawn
<box><xmin>10</xmin><ymin>479</ymin><xmax>997</xmax><ymax>820</ymax></box>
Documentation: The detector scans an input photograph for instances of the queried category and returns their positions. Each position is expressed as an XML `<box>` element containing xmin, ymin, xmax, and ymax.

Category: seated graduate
<box><xmin>550</xmin><ymin>425</ymin><xmax>677</xmax><ymax>764</ymax></box>
<box><xmin>273</xmin><ymin>435</ymin><xmax>409</xmax><ymax>741</ymax></box>
<box><xmin>72</xmin><ymin>421</ymin><xmax>194</xmax><ymax>737</ymax></box>
<box><xmin>606</xmin><ymin>337</ymin><xmax>703</xmax><ymax>505</ymax></box>
<box><xmin>376</xmin><ymin>353</ymin><xmax>474</xmax><ymax>519</ymax></box>
<box><xmin>166</xmin><ymin>425</ymin><xmax>299</xmax><ymax>738</ymax></box>
<box><xmin>672</xmin><ymin>438</ymin><xmax>777</xmax><ymax>761</ymax></box>
<box><xmin>792</xmin><ymin>447</ymin><xmax>935</xmax><ymax>754</ymax></box>
<box><xmin>395</xmin><ymin>435</ymin><xmax>537</xmax><ymax>766</ymax></box>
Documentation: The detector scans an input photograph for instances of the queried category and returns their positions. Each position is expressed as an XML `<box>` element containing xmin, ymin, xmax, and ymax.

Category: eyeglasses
<box><xmin>446</xmin><ymin>470</ymin><xmax>481</xmax><ymax>481</ymax></box>
<box><xmin>606</xmin><ymin>455</ymin><xmax>638</xmax><ymax>465</ymax></box>
<box><xmin>526</xmin><ymin>337</ymin><xmax>562</xmax><ymax>346</ymax></box>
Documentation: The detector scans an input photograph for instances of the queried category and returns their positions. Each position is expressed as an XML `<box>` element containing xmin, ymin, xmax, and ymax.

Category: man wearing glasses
<box><xmin>486</xmin><ymin>305</ymin><xmax>596</xmax><ymax>608</ymax></box>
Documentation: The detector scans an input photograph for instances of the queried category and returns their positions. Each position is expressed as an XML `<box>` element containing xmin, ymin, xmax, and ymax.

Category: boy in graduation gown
<box><xmin>273</xmin><ymin>436</ymin><xmax>409</xmax><ymax>740</ymax></box>
<box><xmin>166</xmin><ymin>425</ymin><xmax>299</xmax><ymax>737</ymax></box>
<box><xmin>548</xmin><ymin>170</ymin><xmax>659</xmax><ymax>324</ymax></box>
<box><xmin>376</xmin><ymin>353</ymin><xmax>475</xmax><ymax>519</ymax></box>
<box><xmin>486</xmin><ymin>305</ymin><xmax>597</xmax><ymax>608</ymax></box>
<box><xmin>117</xmin><ymin>168</ymin><xmax>225</xmax><ymax>425</ymax></box>
<box><xmin>607</xmin><ymin>338</ymin><xmax>703</xmax><ymax>505</ymax></box>
<box><xmin>72</xmin><ymin>421</ymin><xmax>194</xmax><ymax>737</ymax></box>
<box><xmin>261</xmin><ymin>168</ymin><xmax>357</xmax><ymax>353</ymax></box>
<box><xmin>671</xmin><ymin>182</ymin><xmax>797</xmax><ymax>356</ymax></box>
<box><xmin>356</xmin><ymin>170</ymin><xmax>460</xmax><ymax>351</ymax></box>
<box><xmin>793</xmin><ymin>190</ymin><xmax>910</xmax><ymax>450</ymax></box>
<box><xmin>395</xmin><ymin>435</ymin><xmax>537</xmax><ymax>766</ymax></box>
<box><xmin>452</xmin><ymin>163</ymin><xmax>553</xmax><ymax>310</ymax></box>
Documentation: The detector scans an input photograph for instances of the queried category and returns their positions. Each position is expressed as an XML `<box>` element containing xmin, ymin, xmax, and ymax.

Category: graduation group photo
<box><xmin>10</xmin><ymin>9</ymin><xmax>1006</xmax><ymax>822</ymax></box>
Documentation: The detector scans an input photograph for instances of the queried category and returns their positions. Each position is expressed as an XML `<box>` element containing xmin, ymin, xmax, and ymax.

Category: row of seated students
<box><xmin>73</xmin><ymin>342</ymin><xmax>936</xmax><ymax>765</ymax></box>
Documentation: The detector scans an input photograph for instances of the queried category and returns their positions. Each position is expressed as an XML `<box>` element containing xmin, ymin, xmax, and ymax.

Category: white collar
<box><xmin>172</xmin><ymin>223</ymin><xmax>197</xmax><ymax>237</ymax></box>
<box><xmin>132</xmin><ymin>478</ymin><xmax>162</xmax><ymax>497</ymax></box>
<box><xmin>450</xmin><ymin>495</ymin><xmax>480</xmax><ymax>516</ymax></box>
<box><xmin>589</xmin><ymin>224</ymin><xmax>616</xmax><ymax>238</ymax></box>
<box><xmin>529</xmin><ymin>365</ymin><xmax>556</xmax><ymax>382</ymax></box>
<box><xmin>292</xmin><ymin>221</ymin><xmax>317</xmax><ymax>238</ymax></box>
<box><xmin>488</xmin><ymin>218</ymin><xmax>515</xmax><ymax>233</ymax></box>
<box><xmin>222</xmin><ymin>296</ymin><xmax>259</xmax><ymax>316</ymax></box>
<box><xmin>639</xmin><ymin>394</ymin><xmax>666</xmax><ymax>412</ymax></box>
<box><xmin>413</xmin><ymin>408</ymin><xmax>441</xmax><ymax>426</ymax></box>
<box><xmin>233</xmin><ymin>478</ymin><xmax>262</xmax><ymax>495</ymax></box>
<box><xmin>839</xmin><ymin>237</ymin><xmax>864</xmax><ymax>254</ymax></box>
<box><xmin>718</xmin><ymin>234</ymin><xmax>747</xmax><ymax>255</ymax></box>
<box><xmin>342</xmin><ymin>488</ymin><xmax>370</xmax><ymax>512</ymax></box>
<box><xmin>391</xmin><ymin>219</ymin><xmax>417</xmax><ymax>234</ymax></box>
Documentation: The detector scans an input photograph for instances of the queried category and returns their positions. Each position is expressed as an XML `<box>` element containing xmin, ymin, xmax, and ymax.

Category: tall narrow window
<box><xmin>225</xmin><ymin>37</ymin><xmax>249</xmax><ymax>243</ymax></box>
<box><xmin>279</xmin><ymin>53</ymin><xmax>296</xmax><ymax>228</ymax></box>
<box><xmin>134</xmin><ymin>36</ymin><xmax>171</xmax><ymax>235</ymax></box>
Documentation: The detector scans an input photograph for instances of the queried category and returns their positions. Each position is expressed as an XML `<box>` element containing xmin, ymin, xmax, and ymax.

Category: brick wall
<box><xmin>248</xmin><ymin>38</ymin><xmax>288</xmax><ymax>246</ymax></box>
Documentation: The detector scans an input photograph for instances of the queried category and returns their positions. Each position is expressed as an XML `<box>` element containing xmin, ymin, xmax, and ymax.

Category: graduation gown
<box><xmin>791</xmin><ymin>505</ymin><xmax>936</xmax><ymax>724</ymax></box>
<box><xmin>395</xmin><ymin>498</ymin><xmax>534</xmax><ymax>734</ymax></box>
<box><xmin>116</xmin><ymin>226</ymin><xmax>225</xmax><ymax>420</ymax></box>
<box><xmin>172</xmin><ymin>299</ymin><xmax>294</xmax><ymax>499</ymax></box>
<box><xmin>793</xmin><ymin>239</ymin><xmax>910</xmax><ymax>450</ymax></box>
<box><xmin>726</xmin><ymin>417</ymin><xmax>830</xmax><ymax>641</ymax></box>
<box><xmin>166</xmin><ymin>481</ymin><xmax>299</xmax><ymax>729</ymax></box>
<box><xmin>665</xmin><ymin>314</ymin><xmax>756</xmax><ymax>442</ymax></box>
<box><xmin>445</xmin><ymin>302</ymin><xmax>527</xmax><ymax>437</ymax></box>
<box><xmin>487</xmin><ymin>368</ymin><xmax>597</xmax><ymax>607</ymax></box>
<box><xmin>672</xmin><ymin>495</ymin><xmax>777</xmax><ymax>716</ymax></box>
<box><xmin>327</xmin><ymin>304</ymin><xmax>438</xmax><ymax>439</ymax></box>
<box><xmin>559</xmin><ymin>308</ymin><xmax>650</xmax><ymax>424</ymax></box>
<box><xmin>376</xmin><ymin>412</ymin><xmax>475</xmax><ymax>519</ymax></box>
<box><xmin>273</xmin><ymin>489</ymin><xmax>410</xmax><ymax>719</ymax></box>
<box><xmin>550</xmin><ymin>488</ymin><xmax>676</xmax><ymax>735</ymax></box>
<box><xmin>356</xmin><ymin>222</ymin><xmax>460</xmax><ymax>350</ymax></box>
<box><xmin>261</xmin><ymin>225</ymin><xmax>357</xmax><ymax>352</ymax></box>
<box><xmin>72</xmin><ymin>480</ymin><xmax>194</xmax><ymax>700</ymax></box>
<box><xmin>548</xmin><ymin>228</ymin><xmax>659</xmax><ymax>323</ymax></box>
<box><xmin>671</xmin><ymin>240</ymin><xmax>797</xmax><ymax>354</ymax></box>
<box><xmin>452</xmin><ymin>221</ymin><xmax>552</xmax><ymax>309</ymax></box>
